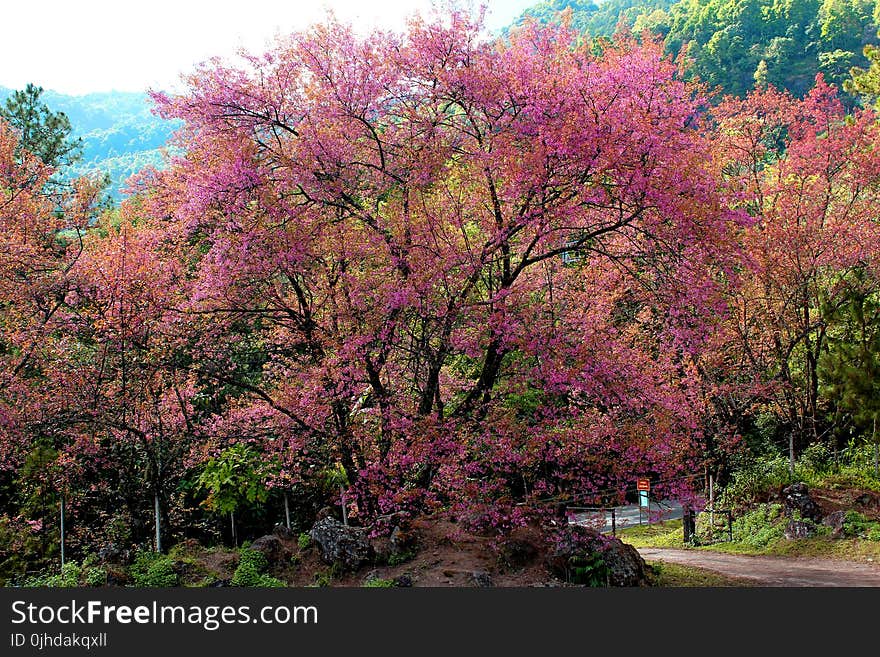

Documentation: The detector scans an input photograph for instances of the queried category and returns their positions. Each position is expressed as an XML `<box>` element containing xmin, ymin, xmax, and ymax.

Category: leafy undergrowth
<box><xmin>620</xmin><ymin>489</ymin><xmax>880</xmax><ymax>564</ymax></box>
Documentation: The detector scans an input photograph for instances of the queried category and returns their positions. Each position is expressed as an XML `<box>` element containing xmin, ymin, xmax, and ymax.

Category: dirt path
<box><xmin>638</xmin><ymin>548</ymin><xmax>880</xmax><ymax>586</ymax></box>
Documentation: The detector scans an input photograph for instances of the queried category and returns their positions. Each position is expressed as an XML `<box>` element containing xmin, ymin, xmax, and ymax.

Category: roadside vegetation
<box><xmin>622</xmin><ymin>443</ymin><xmax>880</xmax><ymax>565</ymax></box>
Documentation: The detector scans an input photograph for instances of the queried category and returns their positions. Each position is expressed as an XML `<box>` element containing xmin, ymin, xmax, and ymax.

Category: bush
<box><xmin>730</xmin><ymin>504</ymin><xmax>786</xmax><ymax>549</ymax></box>
<box><xmin>719</xmin><ymin>456</ymin><xmax>792</xmax><ymax>509</ymax></box>
<box><xmin>388</xmin><ymin>550</ymin><xmax>416</xmax><ymax>566</ymax></box>
<box><xmin>84</xmin><ymin>566</ymin><xmax>107</xmax><ymax>587</ymax></box>
<box><xmin>130</xmin><ymin>551</ymin><xmax>178</xmax><ymax>587</ymax></box>
<box><xmin>231</xmin><ymin>548</ymin><xmax>285</xmax><ymax>587</ymax></box>
<box><xmin>297</xmin><ymin>532</ymin><xmax>311</xmax><ymax>550</ymax></box>
<box><xmin>842</xmin><ymin>511</ymin><xmax>880</xmax><ymax>540</ymax></box>
<box><xmin>566</xmin><ymin>552</ymin><xmax>609</xmax><ymax>587</ymax></box>
<box><xmin>312</xmin><ymin>570</ymin><xmax>332</xmax><ymax>587</ymax></box>
<box><xmin>363</xmin><ymin>576</ymin><xmax>395</xmax><ymax>587</ymax></box>
<box><xmin>25</xmin><ymin>561</ymin><xmax>82</xmax><ymax>587</ymax></box>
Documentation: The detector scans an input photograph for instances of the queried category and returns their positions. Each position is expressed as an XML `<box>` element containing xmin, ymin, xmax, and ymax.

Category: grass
<box><xmin>617</xmin><ymin>519</ymin><xmax>685</xmax><ymax>549</ymax></box>
<box><xmin>645</xmin><ymin>561</ymin><xmax>757</xmax><ymax>587</ymax></box>
<box><xmin>620</xmin><ymin>517</ymin><xmax>880</xmax><ymax>563</ymax></box>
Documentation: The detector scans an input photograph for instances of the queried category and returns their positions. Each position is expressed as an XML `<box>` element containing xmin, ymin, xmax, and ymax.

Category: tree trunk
<box><xmin>874</xmin><ymin>417</ymin><xmax>879</xmax><ymax>479</ymax></box>
<box><xmin>789</xmin><ymin>431</ymin><xmax>796</xmax><ymax>479</ymax></box>
<box><xmin>340</xmin><ymin>486</ymin><xmax>348</xmax><ymax>527</ymax></box>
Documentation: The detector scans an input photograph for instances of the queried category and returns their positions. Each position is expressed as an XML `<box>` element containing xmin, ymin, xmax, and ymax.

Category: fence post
<box><xmin>728</xmin><ymin>511</ymin><xmax>733</xmax><ymax>543</ymax></box>
<box><xmin>611</xmin><ymin>508</ymin><xmax>616</xmax><ymax>537</ymax></box>
<box><xmin>683</xmin><ymin>507</ymin><xmax>695</xmax><ymax>544</ymax></box>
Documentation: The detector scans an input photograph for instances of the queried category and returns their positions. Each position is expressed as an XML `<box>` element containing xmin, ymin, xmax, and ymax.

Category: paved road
<box><xmin>569</xmin><ymin>500</ymin><xmax>683</xmax><ymax>533</ymax></box>
<box><xmin>638</xmin><ymin>548</ymin><xmax>880</xmax><ymax>586</ymax></box>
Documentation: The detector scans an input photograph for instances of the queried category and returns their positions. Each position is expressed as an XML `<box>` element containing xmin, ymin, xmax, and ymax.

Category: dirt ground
<box><xmin>275</xmin><ymin>517</ymin><xmax>564</xmax><ymax>587</ymax></box>
<box><xmin>638</xmin><ymin>548</ymin><xmax>880</xmax><ymax>586</ymax></box>
<box><xmin>171</xmin><ymin>485</ymin><xmax>880</xmax><ymax>588</ymax></box>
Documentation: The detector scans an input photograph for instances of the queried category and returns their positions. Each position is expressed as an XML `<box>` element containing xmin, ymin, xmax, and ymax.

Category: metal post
<box><xmin>728</xmin><ymin>511</ymin><xmax>733</xmax><ymax>543</ymax></box>
<box><xmin>154</xmin><ymin>492</ymin><xmax>162</xmax><ymax>553</ymax></box>
<box><xmin>709</xmin><ymin>474</ymin><xmax>714</xmax><ymax>528</ymax></box>
<box><xmin>611</xmin><ymin>508</ymin><xmax>616</xmax><ymax>537</ymax></box>
<box><xmin>284</xmin><ymin>491</ymin><xmax>291</xmax><ymax>530</ymax></box>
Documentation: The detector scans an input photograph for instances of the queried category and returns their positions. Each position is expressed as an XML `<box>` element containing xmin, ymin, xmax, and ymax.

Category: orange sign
<box><xmin>637</xmin><ymin>478</ymin><xmax>650</xmax><ymax>492</ymax></box>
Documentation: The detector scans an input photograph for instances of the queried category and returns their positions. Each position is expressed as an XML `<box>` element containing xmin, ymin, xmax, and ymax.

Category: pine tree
<box><xmin>819</xmin><ymin>270</ymin><xmax>880</xmax><ymax>475</ymax></box>
<box><xmin>0</xmin><ymin>83</ymin><xmax>82</xmax><ymax>169</ymax></box>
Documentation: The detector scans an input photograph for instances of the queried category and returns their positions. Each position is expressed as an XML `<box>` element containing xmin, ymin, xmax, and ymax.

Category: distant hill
<box><xmin>510</xmin><ymin>0</ymin><xmax>880</xmax><ymax>100</ymax></box>
<box><xmin>5</xmin><ymin>0</ymin><xmax>877</xmax><ymax>201</ymax></box>
<box><xmin>0</xmin><ymin>85</ymin><xmax>180</xmax><ymax>199</ymax></box>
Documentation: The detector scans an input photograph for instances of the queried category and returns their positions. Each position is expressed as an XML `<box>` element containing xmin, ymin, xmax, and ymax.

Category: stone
<box><xmin>546</xmin><ymin>525</ymin><xmax>647</xmax><ymax>587</ymax></box>
<box><xmin>393</xmin><ymin>574</ymin><xmax>413</xmax><ymax>587</ymax></box>
<box><xmin>309</xmin><ymin>518</ymin><xmax>374</xmax><ymax>571</ymax></box>
<box><xmin>272</xmin><ymin>524</ymin><xmax>295</xmax><ymax>540</ymax></box>
<box><xmin>822</xmin><ymin>510</ymin><xmax>846</xmax><ymax>537</ymax></box>
<box><xmin>855</xmin><ymin>493</ymin><xmax>874</xmax><ymax>507</ymax></box>
<box><xmin>472</xmin><ymin>571</ymin><xmax>493</xmax><ymax>587</ymax></box>
<box><xmin>249</xmin><ymin>535</ymin><xmax>289</xmax><ymax>569</ymax></box>
<box><xmin>97</xmin><ymin>543</ymin><xmax>127</xmax><ymax>563</ymax></box>
<box><xmin>781</xmin><ymin>483</ymin><xmax>823</xmax><ymax>523</ymax></box>
<box><xmin>316</xmin><ymin>506</ymin><xmax>338</xmax><ymax>521</ymax></box>
<box><xmin>784</xmin><ymin>519</ymin><xmax>816</xmax><ymax>540</ymax></box>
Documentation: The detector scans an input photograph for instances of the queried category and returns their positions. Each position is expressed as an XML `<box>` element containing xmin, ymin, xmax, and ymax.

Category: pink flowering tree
<box><xmin>128</xmin><ymin>12</ymin><xmax>742</xmax><ymax>533</ymax></box>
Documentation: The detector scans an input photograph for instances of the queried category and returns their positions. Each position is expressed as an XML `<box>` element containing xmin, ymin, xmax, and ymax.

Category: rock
<box><xmin>249</xmin><ymin>535</ymin><xmax>289</xmax><ymax>569</ymax></box>
<box><xmin>209</xmin><ymin>578</ymin><xmax>230</xmax><ymax>587</ymax></box>
<box><xmin>393</xmin><ymin>574</ymin><xmax>413</xmax><ymax>587</ymax></box>
<box><xmin>472</xmin><ymin>571</ymin><xmax>493</xmax><ymax>587</ymax></box>
<box><xmin>855</xmin><ymin>493</ymin><xmax>874</xmax><ymax>507</ymax></box>
<box><xmin>822</xmin><ymin>510</ymin><xmax>846</xmax><ymax>537</ymax></box>
<box><xmin>97</xmin><ymin>543</ymin><xmax>126</xmax><ymax>563</ymax></box>
<box><xmin>272</xmin><ymin>524</ymin><xmax>295</xmax><ymax>540</ymax></box>
<box><xmin>602</xmin><ymin>541</ymin><xmax>650</xmax><ymax>587</ymax></box>
<box><xmin>316</xmin><ymin>506</ymin><xmax>338</xmax><ymax>521</ymax></box>
<box><xmin>784</xmin><ymin>519</ymin><xmax>816</xmax><ymax>540</ymax></box>
<box><xmin>309</xmin><ymin>518</ymin><xmax>374</xmax><ymax>571</ymax></box>
<box><xmin>781</xmin><ymin>483</ymin><xmax>823</xmax><ymax>523</ymax></box>
<box><xmin>546</xmin><ymin>525</ymin><xmax>647</xmax><ymax>587</ymax></box>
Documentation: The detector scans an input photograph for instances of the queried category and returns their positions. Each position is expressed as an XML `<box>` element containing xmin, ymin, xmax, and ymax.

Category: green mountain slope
<box><xmin>512</xmin><ymin>0</ymin><xmax>880</xmax><ymax>99</ymax></box>
<box><xmin>0</xmin><ymin>85</ymin><xmax>179</xmax><ymax>198</ymax></box>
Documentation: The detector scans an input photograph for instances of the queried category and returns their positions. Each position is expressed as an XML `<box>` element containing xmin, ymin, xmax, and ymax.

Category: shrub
<box><xmin>25</xmin><ymin>562</ymin><xmax>82</xmax><ymax>587</ymax></box>
<box><xmin>719</xmin><ymin>456</ymin><xmax>792</xmax><ymax>509</ymax></box>
<box><xmin>231</xmin><ymin>548</ymin><xmax>285</xmax><ymax>587</ymax></box>
<box><xmin>566</xmin><ymin>552</ymin><xmax>609</xmax><ymax>587</ymax></box>
<box><xmin>842</xmin><ymin>511</ymin><xmax>880</xmax><ymax>540</ymax></box>
<box><xmin>84</xmin><ymin>566</ymin><xmax>107</xmax><ymax>587</ymax></box>
<box><xmin>312</xmin><ymin>570</ymin><xmax>332</xmax><ymax>587</ymax></box>
<box><xmin>363</xmin><ymin>576</ymin><xmax>395</xmax><ymax>588</ymax></box>
<box><xmin>388</xmin><ymin>550</ymin><xmax>416</xmax><ymax>566</ymax></box>
<box><xmin>730</xmin><ymin>504</ymin><xmax>786</xmax><ymax>549</ymax></box>
<box><xmin>297</xmin><ymin>532</ymin><xmax>311</xmax><ymax>550</ymax></box>
<box><xmin>130</xmin><ymin>551</ymin><xmax>178</xmax><ymax>587</ymax></box>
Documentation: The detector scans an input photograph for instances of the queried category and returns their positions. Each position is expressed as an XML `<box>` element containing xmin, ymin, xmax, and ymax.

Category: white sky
<box><xmin>0</xmin><ymin>0</ymin><xmax>535</xmax><ymax>95</ymax></box>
